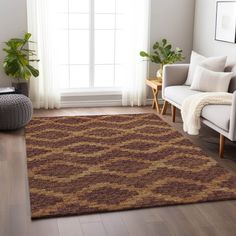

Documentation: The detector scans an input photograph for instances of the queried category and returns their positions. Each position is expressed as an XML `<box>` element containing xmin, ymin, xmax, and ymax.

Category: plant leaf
<box><xmin>26</xmin><ymin>64</ymin><xmax>39</xmax><ymax>77</ymax></box>
<box><xmin>24</xmin><ymin>33</ymin><xmax>32</xmax><ymax>41</ymax></box>
<box><xmin>153</xmin><ymin>42</ymin><xmax>159</xmax><ymax>50</ymax></box>
<box><xmin>162</xmin><ymin>39</ymin><xmax>167</xmax><ymax>46</ymax></box>
<box><xmin>140</xmin><ymin>51</ymin><xmax>149</xmax><ymax>57</ymax></box>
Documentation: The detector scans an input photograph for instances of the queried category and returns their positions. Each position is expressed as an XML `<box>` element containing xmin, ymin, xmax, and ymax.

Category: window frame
<box><xmin>57</xmin><ymin>0</ymin><xmax>123</xmax><ymax>92</ymax></box>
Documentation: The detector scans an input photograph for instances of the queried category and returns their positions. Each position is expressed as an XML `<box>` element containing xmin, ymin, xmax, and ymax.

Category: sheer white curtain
<box><xmin>27</xmin><ymin>0</ymin><xmax>60</xmax><ymax>109</ymax></box>
<box><xmin>121</xmin><ymin>0</ymin><xmax>150</xmax><ymax>106</ymax></box>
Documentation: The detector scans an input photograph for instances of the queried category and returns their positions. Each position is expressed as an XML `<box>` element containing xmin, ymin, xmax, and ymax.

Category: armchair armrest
<box><xmin>162</xmin><ymin>64</ymin><xmax>189</xmax><ymax>99</ymax></box>
<box><xmin>229</xmin><ymin>91</ymin><xmax>236</xmax><ymax>141</ymax></box>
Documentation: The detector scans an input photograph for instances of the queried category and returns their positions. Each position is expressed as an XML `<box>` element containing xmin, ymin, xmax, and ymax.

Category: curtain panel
<box><xmin>121</xmin><ymin>0</ymin><xmax>150</xmax><ymax>106</ymax></box>
<box><xmin>27</xmin><ymin>0</ymin><xmax>60</xmax><ymax>109</ymax></box>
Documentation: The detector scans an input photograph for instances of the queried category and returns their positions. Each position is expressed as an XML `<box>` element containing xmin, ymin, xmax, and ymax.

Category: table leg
<box><xmin>152</xmin><ymin>88</ymin><xmax>161</xmax><ymax>113</ymax></box>
<box><xmin>151</xmin><ymin>93</ymin><xmax>155</xmax><ymax>109</ymax></box>
<box><xmin>161</xmin><ymin>100</ymin><xmax>169</xmax><ymax>115</ymax></box>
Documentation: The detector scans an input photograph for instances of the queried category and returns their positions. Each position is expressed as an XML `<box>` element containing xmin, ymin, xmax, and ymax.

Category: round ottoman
<box><xmin>0</xmin><ymin>94</ymin><xmax>33</xmax><ymax>130</ymax></box>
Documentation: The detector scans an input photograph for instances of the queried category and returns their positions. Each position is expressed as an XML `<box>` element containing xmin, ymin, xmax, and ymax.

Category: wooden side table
<box><xmin>146</xmin><ymin>78</ymin><xmax>162</xmax><ymax>113</ymax></box>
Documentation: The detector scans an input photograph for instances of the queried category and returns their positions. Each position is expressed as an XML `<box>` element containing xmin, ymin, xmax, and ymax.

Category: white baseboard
<box><xmin>61</xmin><ymin>98</ymin><xmax>158</xmax><ymax>108</ymax></box>
<box><xmin>61</xmin><ymin>100</ymin><xmax>122</xmax><ymax>108</ymax></box>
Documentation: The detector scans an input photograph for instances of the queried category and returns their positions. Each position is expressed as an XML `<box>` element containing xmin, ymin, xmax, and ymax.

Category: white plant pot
<box><xmin>156</xmin><ymin>66</ymin><xmax>163</xmax><ymax>83</ymax></box>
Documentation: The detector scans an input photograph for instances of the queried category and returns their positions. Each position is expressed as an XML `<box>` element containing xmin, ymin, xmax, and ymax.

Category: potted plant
<box><xmin>2</xmin><ymin>33</ymin><xmax>39</xmax><ymax>96</ymax></box>
<box><xmin>140</xmin><ymin>39</ymin><xmax>184</xmax><ymax>82</ymax></box>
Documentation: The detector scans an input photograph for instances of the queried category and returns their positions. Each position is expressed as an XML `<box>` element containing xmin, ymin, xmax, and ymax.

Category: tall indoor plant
<box><xmin>140</xmin><ymin>39</ymin><xmax>184</xmax><ymax>81</ymax></box>
<box><xmin>3</xmin><ymin>33</ymin><xmax>39</xmax><ymax>96</ymax></box>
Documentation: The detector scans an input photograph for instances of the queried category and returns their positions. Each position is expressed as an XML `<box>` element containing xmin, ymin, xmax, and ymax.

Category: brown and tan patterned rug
<box><xmin>26</xmin><ymin>113</ymin><xmax>236</xmax><ymax>219</ymax></box>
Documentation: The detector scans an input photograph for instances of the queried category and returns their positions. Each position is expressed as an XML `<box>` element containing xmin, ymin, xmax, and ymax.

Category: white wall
<box><xmin>193</xmin><ymin>0</ymin><xmax>236</xmax><ymax>64</ymax></box>
<box><xmin>149</xmin><ymin>0</ymin><xmax>196</xmax><ymax>77</ymax></box>
<box><xmin>0</xmin><ymin>0</ymin><xmax>27</xmax><ymax>87</ymax></box>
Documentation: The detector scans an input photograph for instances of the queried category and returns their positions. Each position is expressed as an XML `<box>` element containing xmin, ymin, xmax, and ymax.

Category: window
<box><xmin>54</xmin><ymin>0</ymin><xmax>126</xmax><ymax>91</ymax></box>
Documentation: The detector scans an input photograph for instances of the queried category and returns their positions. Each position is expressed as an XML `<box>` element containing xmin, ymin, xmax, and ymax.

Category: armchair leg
<box><xmin>171</xmin><ymin>105</ymin><xmax>176</xmax><ymax>123</ymax></box>
<box><xmin>161</xmin><ymin>101</ymin><xmax>169</xmax><ymax>115</ymax></box>
<box><xmin>219</xmin><ymin>134</ymin><xmax>225</xmax><ymax>158</ymax></box>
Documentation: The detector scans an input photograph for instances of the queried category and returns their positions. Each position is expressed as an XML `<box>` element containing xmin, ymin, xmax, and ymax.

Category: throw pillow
<box><xmin>190</xmin><ymin>66</ymin><xmax>233</xmax><ymax>92</ymax></box>
<box><xmin>185</xmin><ymin>51</ymin><xmax>227</xmax><ymax>85</ymax></box>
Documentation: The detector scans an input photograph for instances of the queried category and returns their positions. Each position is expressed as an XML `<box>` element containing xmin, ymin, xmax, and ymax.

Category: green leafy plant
<box><xmin>140</xmin><ymin>39</ymin><xmax>184</xmax><ymax>76</ymax></box>
<box><xmin>3</xmin><ymin>33</ymin><xmax>39</xmax><ymax>82</ymax></box>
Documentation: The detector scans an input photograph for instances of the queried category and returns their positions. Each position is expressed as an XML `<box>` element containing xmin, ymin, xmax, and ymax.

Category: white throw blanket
<box><xmin>181</xmin><ymin>92</ymin><xmax>232</xmax><ymax>135</ymax></box>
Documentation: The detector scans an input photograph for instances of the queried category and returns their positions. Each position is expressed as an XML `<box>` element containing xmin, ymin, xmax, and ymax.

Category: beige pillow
<box><xmin>185</xmin><ymin>51</ymin><xmax>227</xmax><ymax>85</ymax></box>
<box><xmin>190</xmin><ymin>66</ymin><xmax>233</xmax><ymax>92</ymax></box>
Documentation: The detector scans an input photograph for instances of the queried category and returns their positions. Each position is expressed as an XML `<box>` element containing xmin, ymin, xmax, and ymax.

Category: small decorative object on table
<box><xmin>140</xmin><ymin>39</ymin><xmax>185</xmax><ymax>82</ymax></box>
<box><xmin>146</xmin><ymin>78</ymin><xmax>162</xmax><ymax>113</ymax></box>
<box><xmin>2</xmin><ymin>33</ymin><xmax>39</xmax><ymax>97</ymax></box>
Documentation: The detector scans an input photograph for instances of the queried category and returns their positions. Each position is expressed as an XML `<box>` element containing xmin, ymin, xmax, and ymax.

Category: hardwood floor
<box><xmin>1</xmin><ymin>106</ymin><xmax>236</xmax><ymax>236</ymax></box>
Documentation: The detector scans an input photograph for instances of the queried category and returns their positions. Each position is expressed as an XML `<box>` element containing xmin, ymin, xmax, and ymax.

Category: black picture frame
<box><xmin>215</xmin><ymin>1</ymin><xmax>236</xmax><ymax>44</ymax></box>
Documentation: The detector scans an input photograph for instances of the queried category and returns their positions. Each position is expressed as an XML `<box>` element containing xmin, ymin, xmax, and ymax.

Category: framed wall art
<box><xmin>215</xmin><ymin>1</ymin><xmax>236</xmax><ymax>43</ymax></box>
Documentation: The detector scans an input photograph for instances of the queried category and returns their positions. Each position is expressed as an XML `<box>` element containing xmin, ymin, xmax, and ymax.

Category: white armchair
<box><xmin>161</xmin><ymin>64</ymin><xmax>236</xmax><ymax>157</ymax></box>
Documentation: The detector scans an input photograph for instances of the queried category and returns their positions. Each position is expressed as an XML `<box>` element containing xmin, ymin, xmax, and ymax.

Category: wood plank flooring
<box><xmin>0</xmin><ymin>106</ymin><xmax>236</xmax><ymax>236</ymax></box>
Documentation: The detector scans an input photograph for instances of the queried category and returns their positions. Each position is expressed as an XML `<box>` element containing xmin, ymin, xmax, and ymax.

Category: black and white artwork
<box><xmin>215</xmin><ymin>1</ymin><xmax>236</xmax><ymax>43</ymax></box>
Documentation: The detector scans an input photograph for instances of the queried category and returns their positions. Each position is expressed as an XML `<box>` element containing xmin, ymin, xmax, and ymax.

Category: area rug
<box><xmin>26</xmin><ymin>113</ymin><xmax>236</xmax><ymax>219</ymax></box>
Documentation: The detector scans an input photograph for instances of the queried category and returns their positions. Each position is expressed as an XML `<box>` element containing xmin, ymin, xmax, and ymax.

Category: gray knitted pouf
<box><xmin>0</xmin><ymin>94</ymin><xmax>33</xmax><ymax>130</ymax></box>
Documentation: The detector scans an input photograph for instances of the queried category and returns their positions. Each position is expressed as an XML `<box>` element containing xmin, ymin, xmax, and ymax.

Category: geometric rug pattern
<box><xmin>26</xmin><ymin>113</ymin><xmax>236</xmax><ymax>219</ymax></box>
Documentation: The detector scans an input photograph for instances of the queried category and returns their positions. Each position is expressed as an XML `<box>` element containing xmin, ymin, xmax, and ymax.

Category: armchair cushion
<box><xmin>165</xmin><ymin>85</ymin><xmax>201</xmax><ymax>107</ymax></box>
<box><xmin>201</xmin><ymin>105</ymin><xmax>231</xmax><ymax>131</ymax></box>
